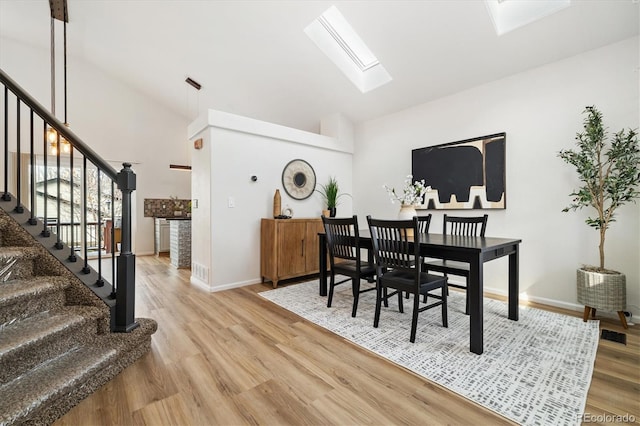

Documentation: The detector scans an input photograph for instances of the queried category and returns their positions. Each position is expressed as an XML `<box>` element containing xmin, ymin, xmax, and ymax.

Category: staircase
<box><xmin>0</xmin><ymin>206</ymin><xmax>157</xmax><ymax>425</ymax></box>
<box><xmin>0</xmin><ymin>64</ymin><xmax>157</xmax><ymax>424</ymax></box>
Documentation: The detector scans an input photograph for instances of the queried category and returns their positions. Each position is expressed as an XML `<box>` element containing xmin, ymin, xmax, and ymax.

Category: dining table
<box><xmin>318</xmin><ymin>230</ymin><xmax>522</xmax><ymax>355</ymax></box>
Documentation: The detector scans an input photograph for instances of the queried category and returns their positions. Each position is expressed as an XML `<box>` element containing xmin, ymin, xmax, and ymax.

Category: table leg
<box><xmin>508</xmin><ymin>245</ymin><xmax>519</xmax><ymax>321</ymax></box>
<box><xmin>468</xmin><ymin>256</ymin><xmax>483</xmax><ymax>355</ymax></box>
<box><xmin>319</xmin><ymin>233</ymin><xmax>327</xmax><ymax>296</ymax></box>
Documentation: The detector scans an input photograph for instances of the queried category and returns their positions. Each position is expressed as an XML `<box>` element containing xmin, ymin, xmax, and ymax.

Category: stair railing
<box><xmin>0</xmin><ymin>67</ymin><xmax>138</xmax><ymax>332</ymax></box>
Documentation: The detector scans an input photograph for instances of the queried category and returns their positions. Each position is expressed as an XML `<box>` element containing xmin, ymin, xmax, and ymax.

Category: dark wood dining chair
<box><xmin>423</xmin><ymin>214</ymin><xmax>488</xmax><ymax>314</ymax></box>
<box><xmin>404</xmin><ymin>214</ymin><xmax>432</xmax><ymax>299</ymax></box>
<box><xmin>417</xmin><ymin>214</ymin><xmax>432</xmax><ymax>234</ymax></box>
<box><xmin>367</xmin><ymin>216</ymin><xmax>448</xmax><ymax>343</ymax></box>
<box><xmin>322</xmin><ymin>215</ymin><xmax>376</xmax><ymax>317</ymax></box>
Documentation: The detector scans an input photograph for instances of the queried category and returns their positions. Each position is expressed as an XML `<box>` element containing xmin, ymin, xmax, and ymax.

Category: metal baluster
<box><xmin>96</xmin><ymin>168</ymin><xmax>104</xmax><ymax>287</ymax></box>
<box><xmin>54</xmin><ymin>132</ymin><xmax>63</xmax><ymax>249</ymax></box>
<box><xmin>2</xmin><ymin>86</ymin><xmax>9</xmax><ymax>201</ymax></box>
<box><xmin>110</xmin><ymin>180</ymin><xmax>116</xmax><ymax>299</ymax></box>
<box><xmin>63</xmin><ymin>16</ymin><xmax>74</xmax><ymax>258</ymax></box>
<box><xmin>68</xmin><ymin>144</ymin><xmax>76</xmax><ymax>261</ymax></box>
<box><xmin>14</xmin><ymin>98</ymin><xmax>23</xmax><ymax>212</ymax></box>
<box><xmin>41</xmin><ymin>120</ymin><xmax>50</xmax><ymax>237</ymax></box>
<box><xmin>82</xmin><ymin>156</ymin><xmax>90</xmax><ymax>273</ymax></box>
<box><xmin>28</xmin><ymin>111</ymin><xmax>37</xmax><ymax>225</ymax></box>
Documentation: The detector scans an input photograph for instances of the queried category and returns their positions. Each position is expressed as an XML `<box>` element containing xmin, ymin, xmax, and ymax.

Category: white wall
<box><xmin>4</xmin><ymin>31</ymin><xmax>638</xmax><ymax>315</ymax></box>
<box><xmin>188</xmin><ymin>110</ymin><xmax>353</xmax><ymax>291</ymax></box>
<box><xmin>0</xmin><ymin>38</ymin><xmax>192</xmax><ymax>254</ymax></box>
<box><xmin>354</xmin><ymin>37</ymin><xmax>640</xmax><ymax>316</ymax></box>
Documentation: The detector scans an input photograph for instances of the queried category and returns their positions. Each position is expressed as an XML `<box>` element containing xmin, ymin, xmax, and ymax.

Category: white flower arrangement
<box><xmin>383</xmin><ymin>175</ymin><xmax>431</xmax><ymax>206</ymax></box>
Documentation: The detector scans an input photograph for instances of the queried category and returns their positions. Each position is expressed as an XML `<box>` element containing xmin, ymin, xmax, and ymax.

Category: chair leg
<box><xmin>410</xmin><ymin>293</ymin><xmax>420</xmax><ymax>343</ymax></box>
<box><xmin>327</xmin><ymin>274</ymin><xmax>336</xmax><ymax>308</ymax></box>
<box><xmin>582</xmin><ymin>306</ymin><xmax>591</xmax><ymax>322</ymax></box>
<box><xmin>351</xmin><ymin>278</ymin><xmax>359</xmax><ymax>318</ymax></box>
<box><xmin>445</xmin><ymin>273</ymin><xmax>449</xmax><ymax>295</ymax></box>
<box><xmin>442</xmin><ymin>286</ymin><xmax>448</xmax><ymax>328</ymax></box>
<box><xmin>373</xmin><ymin>285</ymin><xmax>383</xmax><ymax>328</ymax></box>
<box><xmin>416</xmin><ymin>264</ymin><xmax>426</xmax><ymax>301</ymax></box>
<box><xmin>617</xmin><ymin>311</ymin><xmax>629</xmax><ymax>329</ymax></box>
<box><xmin>592</xmin><ymin>308</ymin><xmax>597</xmax><ymax>318</ymax></box>
<box><xmin>398</xmin><ymin>291</ymin><xmax>404</xmax><ymax>313</ymax></box>
<box><xmin>383</xmin><ymin>287</ymin><xmax>389</xmax><ymax>308</ymax></box>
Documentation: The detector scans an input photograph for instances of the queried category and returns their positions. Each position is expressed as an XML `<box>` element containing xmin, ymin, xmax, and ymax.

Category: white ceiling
<box><xmin>0</xmin><ymin>0</ymin><xmax>638</xmax><ymax>133</ymax></box>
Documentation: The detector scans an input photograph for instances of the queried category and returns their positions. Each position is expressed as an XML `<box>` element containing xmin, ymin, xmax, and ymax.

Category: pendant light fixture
<box><xmin>47</xmin><ymin>14</ymin><xmax>57</xmax><ymax>152</ymax></box>
<box><xmin>48</xmin><ymin>1</ymin><xmax>71</xmax><ymax>155</ymax></box>
<box><xmin>169</xmin><ymin>76</ymin><xmax>202</xmax><ymax>171</ymax></box>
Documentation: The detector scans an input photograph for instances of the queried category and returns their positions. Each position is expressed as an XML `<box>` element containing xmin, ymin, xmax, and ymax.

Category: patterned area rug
<box><xmin>260</xmin><ymin>279</ymin><xmax>599</xmax><ymax>426</ymax></box>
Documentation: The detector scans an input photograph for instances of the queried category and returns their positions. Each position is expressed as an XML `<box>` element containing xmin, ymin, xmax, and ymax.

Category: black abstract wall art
<box><xmin>411</xmin><ymin>133</ymin><xmax>506</xmax><ymax>210</ymax></box>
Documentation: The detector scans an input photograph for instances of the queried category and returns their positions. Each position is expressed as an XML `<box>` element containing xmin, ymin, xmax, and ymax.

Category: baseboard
<box><xmin>190</xmin><ymin>276</ymin><xmax>210</xmax><ymax>291</ymax></box>
<box><xmin>483</xmin><ymin>285</ymin><xmax>578</xmax><ymax>310</ymax></box>
<box><xmin>483</xmin><ymin>285</ymin><xmax>636</xmax><ymax>325</ymax></box>
<box><xmin>207</xmin><ymin>278</ymin><xmax>263</xmax><ymax>293</ymax></box>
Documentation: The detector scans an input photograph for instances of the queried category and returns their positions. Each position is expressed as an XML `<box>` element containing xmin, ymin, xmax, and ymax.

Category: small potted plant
<box><xmin>317</xmin><ymin>176</ymin><xmax>349</xmax><ymax>217</ymax></box>
<box><xmin>170</xmin><ymin>196</ymin><xmax>184</xmax><ymax>216</ymax></box>
<box><xmin>558</xmin><ymin>105</ymin><xmax>639</xmax><ymax>327</ymax></box>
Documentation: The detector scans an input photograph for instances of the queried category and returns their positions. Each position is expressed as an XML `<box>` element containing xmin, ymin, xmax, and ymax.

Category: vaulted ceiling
<box><xmin>0</xmin><ymin>0</ymin><xmax>638</xmax><ymax>133</ymax></box>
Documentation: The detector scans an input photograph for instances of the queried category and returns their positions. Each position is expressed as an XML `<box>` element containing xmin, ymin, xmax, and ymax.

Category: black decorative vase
<box><xmin>329</xmin><ymin>208</ymin><xmax>336</xmax><ymax>217</ymax></box>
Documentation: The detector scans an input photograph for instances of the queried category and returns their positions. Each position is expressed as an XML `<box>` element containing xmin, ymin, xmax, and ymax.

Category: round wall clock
<box><xmin>281</xmin><ymin>159</ymin><xmax>316</xmax><ymax>200</ymax></box>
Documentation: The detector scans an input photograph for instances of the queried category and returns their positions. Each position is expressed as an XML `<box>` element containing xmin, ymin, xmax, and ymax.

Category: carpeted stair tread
<box><xmin>0</xmin><ymin>246</ymin><xmax>39</xmax><ymax>258</ymax></box>
<box><xmin>0</xmin><ymin>201</ymin><xmax>157</xmax><ymax>424</ymax></box>
<box><xmin>0</xmin><ymin>246</ymin><xmax>41</xmax><ymax>281</ymax></box>
<box><xmin>0</xmin><ymin>344</ymin><xmax>117</xmax><ymax>425</ymax></box>
<box><xmin>0</xmin><ymin>276</ymin><xmax>69</xmax><ymax>309</ymax></box>
<box><xmin>0</xmin><ymin>306</ymin><xmax>103</xmax><ymax>360</ymax></box>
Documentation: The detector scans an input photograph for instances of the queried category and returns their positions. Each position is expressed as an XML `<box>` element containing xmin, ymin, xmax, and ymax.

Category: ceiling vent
<box><xmin>185</xmin><ymin>77</ymin><xmax>201</xmax><ymax>90</ymax></box>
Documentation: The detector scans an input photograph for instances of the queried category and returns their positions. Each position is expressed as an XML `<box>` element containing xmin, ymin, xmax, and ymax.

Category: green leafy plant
<box><xmin>558</xmin><ymin>106</ymin><xmax>640</xmax><ymax>272</ymax></box>
<box><xmin>317</xmin><ymin>176</ymin><xmax>349</xmax><ymax>209</ymax></box>
<box><xmin>170</xmin><ymin>195</ymin><xmax>184</xmax><ymax>210</ymax></box>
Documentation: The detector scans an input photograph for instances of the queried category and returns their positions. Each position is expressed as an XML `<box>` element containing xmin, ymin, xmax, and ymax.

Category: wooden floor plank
<box><xmin>54</xmin><ymin>255</ymin><xmax>639</xmax><ymax>425</ymax></box>
<box><xmin>131</xmin><ymin>393</ymin><xmax>194</xmax><ymax>426</ymax></box>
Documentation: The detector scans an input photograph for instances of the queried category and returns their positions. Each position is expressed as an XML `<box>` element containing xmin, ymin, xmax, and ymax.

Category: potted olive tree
<box><xmin>558</xmin><ymin>106</ymin><xmax>640</xmax><ymax>328</ymax></box>
<box><xmin>317</xmin><ymin>176</ymin><xmax>349</xmax><ymax>217</ymax></box>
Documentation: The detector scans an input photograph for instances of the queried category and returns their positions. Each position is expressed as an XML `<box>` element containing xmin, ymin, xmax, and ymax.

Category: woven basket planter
<box><xmin>576</xmin><ymin>268</ymin><xmax>626</xmax><ymax>312</ymax></box>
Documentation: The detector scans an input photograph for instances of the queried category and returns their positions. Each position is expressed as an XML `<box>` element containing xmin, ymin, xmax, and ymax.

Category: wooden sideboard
<box><xmin>260</xmin><ymin>218</ymin><xmax>325</xmax><ymax>288</ymax></box>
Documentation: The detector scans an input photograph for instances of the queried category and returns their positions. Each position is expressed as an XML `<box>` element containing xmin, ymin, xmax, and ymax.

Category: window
<box><xmin>485</xmin><ymin>0</ymin><xmax>571</xmax><ymax>36</ymax></box>
<box><xmin>305</xmin><ymin>5</ymin><xmax>392</xmax><ymax>93</ymax></box>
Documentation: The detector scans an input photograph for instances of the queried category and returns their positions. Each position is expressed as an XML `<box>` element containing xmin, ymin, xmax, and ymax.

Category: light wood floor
<box><xmin>56</xmin><ymin>255</ymin><xmax>639</xmax><ymax>425</ymax></box>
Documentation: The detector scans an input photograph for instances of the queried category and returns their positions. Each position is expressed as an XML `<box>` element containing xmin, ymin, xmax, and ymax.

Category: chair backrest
<box><xmin>442</xmin><ymin>214</ymin><xmax>488</xmax><ymax>237</ymax></box>
<box><xmin>366</xmin><ymin>216</ymin><xmax>421</xmax><ymax>274</ymax></box>
<box><xmin>322</xmin><ymin>215</ymin><xmax>361</xmax><ymax>264</ymax></box>
<box><xmin>417</xmin><ymin>214</ymin><xmax>432</xmax><ymax>234</ymax></box>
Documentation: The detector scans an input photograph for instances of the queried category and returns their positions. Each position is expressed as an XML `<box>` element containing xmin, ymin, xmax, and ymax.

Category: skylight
<box><xmin>485</xmin><ymin>0</ymin><xmax>571</xmax><ymax>36</ymax></box>
<box><xmin>305</xmin><ymin>5</ymin><xmax>392</xmax><ymax>93</ymax></box>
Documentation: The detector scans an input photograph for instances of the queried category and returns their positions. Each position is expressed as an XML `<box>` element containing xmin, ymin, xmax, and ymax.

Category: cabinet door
<box><xmin>159</xmin><ymin>225</ymin><xmax>170</xmax><ymax>252</ymax></box>
<box><xmin>305</xmin><ymin>220</ymin><xmax>325</xmax><ymax>273</ymax></box>
<box><xmin>277</xmin><ymin>221</ymin><xmax>307</xmax><ymax>277</ymax></box>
